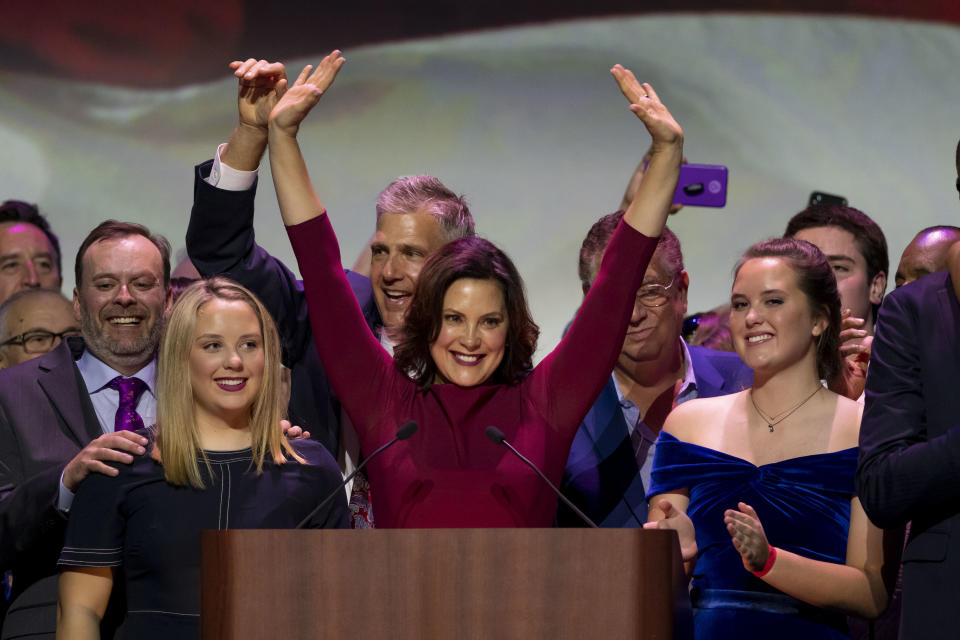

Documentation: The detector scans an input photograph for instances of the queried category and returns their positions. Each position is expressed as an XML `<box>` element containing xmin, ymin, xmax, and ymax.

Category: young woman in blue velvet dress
<box><xmin>645</xmin><ymin>238</ymin><xmax>892</xmax><ymax>639</ymax></box>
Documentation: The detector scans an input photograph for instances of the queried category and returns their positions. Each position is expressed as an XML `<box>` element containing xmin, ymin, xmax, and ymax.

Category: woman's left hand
<box><xmin>610</xmin><ymin>65</ymin><xmax>683</xmax><ymax>150</ymax></box>
<box><xmin>268</xmin><ymin>50</ymin><xmax>346</xmax><ymax>138</ymax></box>
<box><xmin>724</xmin><ymin>501</ymin><xmax>770</xmax><ymax>572</ymax></box>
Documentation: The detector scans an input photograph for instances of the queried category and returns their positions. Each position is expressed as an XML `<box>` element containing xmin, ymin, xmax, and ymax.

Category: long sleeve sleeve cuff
<box><xmin>206</xmin><ymin>142</ymin><xmax>258</xmax><ymax>191</ymax></box>
<box><xmin>58</xmin><ymin>471</ymin><xmax>76</xmax><ymax>513</ymax></box>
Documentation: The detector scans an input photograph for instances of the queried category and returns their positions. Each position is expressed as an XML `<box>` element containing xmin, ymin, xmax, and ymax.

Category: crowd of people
<box><xmin>0</xmin><ymin>50</ymin><xmax>958</xmax><ymax>639</ymax></box>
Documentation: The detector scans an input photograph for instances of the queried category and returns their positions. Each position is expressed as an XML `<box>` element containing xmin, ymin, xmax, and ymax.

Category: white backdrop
<box><xmin>2</xmin><ymin>13</ymin><xmax>958</xmax><ymax>359</ymax></box>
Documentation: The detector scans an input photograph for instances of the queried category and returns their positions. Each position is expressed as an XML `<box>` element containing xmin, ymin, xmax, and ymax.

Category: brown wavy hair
<box><xmin>393</xmin><ymin>237</ymin><xmax>539</xmax><ymax>388</ymax></box>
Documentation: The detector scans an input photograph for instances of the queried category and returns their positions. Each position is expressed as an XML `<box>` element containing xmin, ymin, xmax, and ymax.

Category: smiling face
<box><xmin>618</xmin><ymin>255</ymin><xmax>688</xmax><ymax>368</ymax></box>
<box><xmin>791</xmin><ymin>225</ymin><xmax>883</xmax><ymax>328</ymax></box>
<box><xmin>429</xmin><ymin>278</ymin><xmax>508</xmax><ymax>387</ymax></box>
<box><xmin>370</xmin><ymin>211</ymin><xmax>449</xmax><ymax>329</ymax></box>
<box><xmin>730</xmin><ymin>257</ymin><xmax>825</xmax><ymax>378</ymax></box>
<box><xmin>0</xmin><ymin>222</ymin><xmax>61</xmax><ymax>306</ymax></box>
<box><xmin>74</xmin><ymin>234</ymin><xmax>171</xmax><ymax>376</ymax></box>
<box><xmin>189</xmin><ymin>298</ymin><xmax>265</xmax><ymax>429</ymax></box>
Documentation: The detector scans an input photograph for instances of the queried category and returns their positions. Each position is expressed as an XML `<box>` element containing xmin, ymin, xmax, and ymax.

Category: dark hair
<box><xmin>0</xmin><ymin>200</ymin><xmax>62</xmax><ymax>279</ymax></box>
<box><xmin>735</xmin><ymin>237</ymin><xmax>842</xmax><ymax>381</ymax></box>
<box><xmin>784</xmin><ymin>204</ymin><xmax>888</xmax><ymax>317</ymax></box>
<box><xmin>687</xmin><ymin>308</ymin><xmax>734</xmax><ymax>352</ymax></box>
<box><xmin>170</xmin><ymin>277</ymin><xmax>199</xmax><ymax>302</ymax></box>
<box><xmin>75</xmin><ymin>220</ymin><xmax>171</xmax><ymax>289</ymax></box>
<box><xmin>579</xmin><ymin>211</ymin><xmax>682</xmax><ymax>292</ymax></box>
<box><xmin>376</xmin><ymin>175</ymin><xmax>475</xmax><ymax>241</ymax></box>
<box><xmin>393</xmin><ymin>236</ymin><xmax>539</xmax><ymax>388</ymax></box>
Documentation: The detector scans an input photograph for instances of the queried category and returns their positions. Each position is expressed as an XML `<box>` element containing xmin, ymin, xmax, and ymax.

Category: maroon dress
<box><xmin>287</xmin><ymin>213</ymin><xmax>656</xmax><ymax>527</ymax></box>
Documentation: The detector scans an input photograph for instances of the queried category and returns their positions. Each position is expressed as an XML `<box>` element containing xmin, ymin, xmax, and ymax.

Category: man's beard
<box><xmin>80</xmin><ymin>309</ymin><xmax>165</xmax><ymax>365</ymax></box>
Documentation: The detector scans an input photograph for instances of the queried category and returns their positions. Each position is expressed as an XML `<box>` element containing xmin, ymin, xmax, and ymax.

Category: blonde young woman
<box><xmin>56</xmin><ymin>278</ymin><xmax>347</xmax><ymax>639</ymax></box>
<box><xmin>645</xmin><ymin>238</ymin><xmax>893</xmax><ymax>638</ymax></box>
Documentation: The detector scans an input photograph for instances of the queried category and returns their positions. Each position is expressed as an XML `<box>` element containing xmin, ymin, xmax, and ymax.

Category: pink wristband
<box><xmin>751</xmin><ymin>545</ymin><xmax>777</xmax><ymax>578</ymax></box>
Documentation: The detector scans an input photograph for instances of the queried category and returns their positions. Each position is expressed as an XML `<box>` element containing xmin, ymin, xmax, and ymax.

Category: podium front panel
<box><xmin>202</xmin><ymin>528</ymin><xmax>689</xmax><ymax>639</ymax></box>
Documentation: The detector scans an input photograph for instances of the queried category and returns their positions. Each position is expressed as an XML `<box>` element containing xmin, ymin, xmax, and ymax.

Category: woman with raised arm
<box><xmin>56</xmin><ymin>279</ymin><xmax>347</xmax><ymax>640</ymax></box>
<box><xmin>644</xmin><ymin>238</ymin><xmax>893</xmax><ymax>638</ymax></box>
<box><xmin>268</xmin><ymin>51</ymin><xmax>682</xmax><ymax>527</ymax></box>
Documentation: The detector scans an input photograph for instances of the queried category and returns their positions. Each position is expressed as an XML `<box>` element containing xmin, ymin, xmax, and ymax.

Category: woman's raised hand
<box><xmin>644</xmin><ymin>498</ymin><xmax>698</xmax><ymax>561</ymax></box>
<box><xmin>268</xmin><ymin>50</ymin><xmax>346</xmax><ymax>138</ymax></box>
<box><xmin>610</xmin><ymin>65</ymin><xmax>683</xmax><ymax>150</ymax></box>
<box><xmin>724</xmin><ymin>502</ymin><xmax>771</xmax><ymax>572</ymax></box>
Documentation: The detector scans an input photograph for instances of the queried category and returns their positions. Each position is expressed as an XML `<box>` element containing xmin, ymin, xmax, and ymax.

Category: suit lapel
<box><xmin>36</xmin><ymin>341</ymin><xmax>101</xmax><ymax>448</ymax></box>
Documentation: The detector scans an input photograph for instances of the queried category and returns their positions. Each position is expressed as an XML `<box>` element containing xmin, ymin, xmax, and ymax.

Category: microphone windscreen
<box><xmin>485</xmin><ymin>425</ymin><xmax>506</xmax><ymax>444</ymax></box>
<box><xmin>396</xmin><ymin>421</ymin><xmax>418</xmax><ymax>440</ymax></box>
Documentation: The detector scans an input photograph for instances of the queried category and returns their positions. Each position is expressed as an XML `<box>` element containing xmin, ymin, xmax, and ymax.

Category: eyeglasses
<box><xmin>0</xmin><ymin>328</ymin><xmax>81</xmax><ymax>354</ymax></box>
<box><xmin>636</xmin><ymin>275</ymin><xmax>678</xmax><ymax>308</ymax></box>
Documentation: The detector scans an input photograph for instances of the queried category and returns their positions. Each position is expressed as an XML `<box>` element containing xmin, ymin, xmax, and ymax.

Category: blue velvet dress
<box><xmin>647</xmin><ymin>432</ymin><xmax>858</xmax><ymax>639</ymax></box>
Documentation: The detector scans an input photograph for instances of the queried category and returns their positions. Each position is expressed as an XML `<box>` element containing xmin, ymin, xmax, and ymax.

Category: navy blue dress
<box><xmin>59</xmin><ymin>437</ymin><xmax>348</xmax><ymax>639</ymax></box>
<box><xmin>648</xmin><ymin>432</ymin><xmax>858</xmax><ymax>639</ymax></box>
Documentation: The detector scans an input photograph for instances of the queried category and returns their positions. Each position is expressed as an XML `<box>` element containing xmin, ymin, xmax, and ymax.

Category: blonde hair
<box><xmin>155</xmin><ymin>277</ymin><xmax>302</xmax><ymax>488</ymax></box>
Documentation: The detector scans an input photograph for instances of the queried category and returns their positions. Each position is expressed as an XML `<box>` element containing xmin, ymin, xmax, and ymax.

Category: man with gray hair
<box><xmin>186</xmin><ymin>58</ymin><xmax>474</xmax><ymax>527</ymax></box>
<box><xmin>559</xmin><ymin>211</ymin><xmax>752</xmax><ymax>527</ymax></box>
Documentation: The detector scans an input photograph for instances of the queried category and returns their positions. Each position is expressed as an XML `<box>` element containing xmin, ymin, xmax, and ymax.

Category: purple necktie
<box><xmin>107</xmin><ymin>376</ymin><xmax>148</xmax><ymax>432</ymax></box>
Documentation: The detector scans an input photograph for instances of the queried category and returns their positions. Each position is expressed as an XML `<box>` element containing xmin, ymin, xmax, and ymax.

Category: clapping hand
<box><xmin>724</xmin><ymin>502</ymin><xmax>770</xmax><ymax>573</ymax></box>
<box><xmin>644</xmin><ymin>498</ymin><xmax>698</xmax><ymax>561</ymax></box>
<box><xmin>268</xmin><ymin>50</ymin><xmax>346</xmax><ymax>138</ymax></box>
<box><xmin>610</xmin><ymin>65</ymin><xmax>683</xmax><ymax>151</ymax></box>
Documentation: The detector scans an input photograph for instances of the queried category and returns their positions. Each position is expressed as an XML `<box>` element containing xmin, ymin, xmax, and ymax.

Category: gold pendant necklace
<box><xmin>749</xmin><ymin>384</ymin><xmax>822</xmax><ymax>433</ymax></box>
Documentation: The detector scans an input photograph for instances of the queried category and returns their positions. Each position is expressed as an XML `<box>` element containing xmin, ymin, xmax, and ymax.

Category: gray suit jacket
<box><xmin>0</xmin><ymin>338</ymin><xmax>108</xmax><ymax>638</ymax></box>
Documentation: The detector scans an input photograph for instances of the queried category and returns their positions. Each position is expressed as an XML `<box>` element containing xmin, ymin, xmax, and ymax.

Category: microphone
<box><xmin>485</xmin><ymin>426</ymin><xmax>598</xmax><ymax>528</ymax></box>
<box><xmin>296</xmin><ymin>421</ymin><xmax>418</xmax><ymax>528</ymax></box>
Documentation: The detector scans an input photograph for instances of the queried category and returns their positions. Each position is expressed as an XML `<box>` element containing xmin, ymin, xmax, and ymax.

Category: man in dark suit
<box><xmin>856</xmin><ymin>263</ymin><xmax>960</xmax><ymax>639</ymax></box>
<box><xmin>0</xmin><ymin>221</ymin><xmax>169</xmax><ymax>638</ymax></box>
<box><xmin>559</xmin><ymin>214</ymin><xmax>752</xmax><ymax>527</ymax></box>
<box><xmin>186</xmin><ymin>58</ymin><xmax>475</xmax><ymax>527</ymax></box>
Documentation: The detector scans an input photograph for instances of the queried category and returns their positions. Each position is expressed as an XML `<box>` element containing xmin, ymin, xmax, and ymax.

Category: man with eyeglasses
<box><xmin>558</xmin><ymin>212</ymin><xmax>752</xmax><ymax>527</ymax></box>
<box><xmin>0</xmin><ymin>220</ymin><xmax>167</xmax><ymax>638</ymax></box>
<box><xmin>0</xmin><ymin>289</ymin><xmax>79</xmax><ymax>370</ymax></box>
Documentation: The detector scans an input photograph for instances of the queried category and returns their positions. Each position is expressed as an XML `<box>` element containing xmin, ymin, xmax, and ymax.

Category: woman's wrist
<box><xmin>267</xmin><ymin>120</ymin><xmax>300</xmax><ymax>141</ymax></box>
<box><xmin>750</xmin><ymin>545</ymin><xmax>778</xmax><ymax>578</ymax></box>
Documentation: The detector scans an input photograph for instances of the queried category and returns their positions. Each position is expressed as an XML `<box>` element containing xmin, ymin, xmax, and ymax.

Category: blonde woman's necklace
<box><xmin>749</xmin><ymin>384</ymin><xmax>822</xmax><ymax>433</ymax></box>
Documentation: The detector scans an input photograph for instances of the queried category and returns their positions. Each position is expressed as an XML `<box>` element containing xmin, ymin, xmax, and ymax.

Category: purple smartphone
<box><xmin>673</xmin><ymin>163</ymin><xmax>728</xmax><ymax>207</ymax></box>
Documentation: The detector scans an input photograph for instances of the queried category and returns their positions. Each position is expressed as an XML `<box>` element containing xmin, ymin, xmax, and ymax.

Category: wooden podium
<box><xmin>201</xmin><ymin>528</ymin><xmax>691</xmax><ymax>639</ymax></box>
